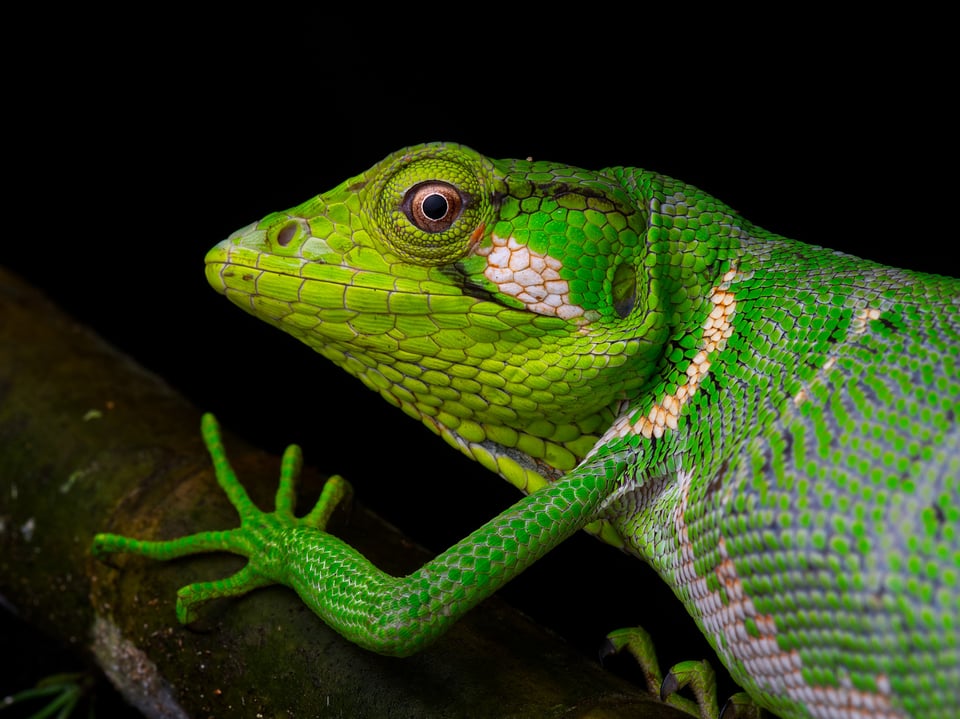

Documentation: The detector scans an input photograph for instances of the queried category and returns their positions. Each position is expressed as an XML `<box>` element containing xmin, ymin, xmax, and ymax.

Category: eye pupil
<box><xmin>403</xmin><ymin>181</ymin><xmax>464</xmax><ymax>233</ymax></box>
<box><xmin>421</xmin><ymin>193</ymin><xmax>448</xmax><ymax>220</ymax></box>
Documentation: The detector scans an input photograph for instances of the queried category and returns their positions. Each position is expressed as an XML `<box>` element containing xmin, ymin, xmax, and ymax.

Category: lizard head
<box><xmin>205</xmin><ymin>143</ymin><xmax>711</xmax><ymax>494</ymax></box>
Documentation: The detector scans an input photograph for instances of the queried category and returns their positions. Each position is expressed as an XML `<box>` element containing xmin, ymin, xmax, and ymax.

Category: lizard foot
<box><xmin>602</xmin><ymin>626</ymin><xmax>766</xmax><ymax>719</ymax></box>
<box><xmin>91</xmin><ymin>413</ymin><xmax>352</xmax><ymax>624</ymax></box>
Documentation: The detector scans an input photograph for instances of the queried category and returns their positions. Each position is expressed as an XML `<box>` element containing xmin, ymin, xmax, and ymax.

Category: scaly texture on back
<box><xmin>94</xmin><ymin>143</ymin><xmax>959</xmax><ymax>719</ymax></box>
<box><xmin>595</xmin><ymin>196</ymin><xmax>959</xmax><ymax>717</ymax></box>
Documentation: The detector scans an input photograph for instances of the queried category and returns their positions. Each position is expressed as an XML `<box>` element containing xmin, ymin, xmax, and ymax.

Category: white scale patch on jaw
<box><xmin>474</xmin><ymin>235</ymin><xmax>585</xmax><ymax>320</ymax></box>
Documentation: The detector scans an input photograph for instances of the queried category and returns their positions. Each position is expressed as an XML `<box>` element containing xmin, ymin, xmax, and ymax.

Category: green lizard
<box><xmin>93</xmin><ymin>143</ymin><xmax>960</xmax><ymax>719</ymax></box>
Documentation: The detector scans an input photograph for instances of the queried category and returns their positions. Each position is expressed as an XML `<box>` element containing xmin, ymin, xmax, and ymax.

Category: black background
<box><xmin>5</xmin><ymin>7</ymin><xmax>953</xmax><ymax>713</ymax></box>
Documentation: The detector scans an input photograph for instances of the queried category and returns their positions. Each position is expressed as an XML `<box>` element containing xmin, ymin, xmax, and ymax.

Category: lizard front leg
<box><xmin>93</xmin><ymin>414</ymin><xmax>623</xmax><ymax>656</ymax></box>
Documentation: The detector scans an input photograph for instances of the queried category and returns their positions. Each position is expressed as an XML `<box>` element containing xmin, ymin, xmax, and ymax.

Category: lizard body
<box><xmin>94</xmin><ymin>143</ymin><xmax>959</xmax><ymax>718</ymax></box>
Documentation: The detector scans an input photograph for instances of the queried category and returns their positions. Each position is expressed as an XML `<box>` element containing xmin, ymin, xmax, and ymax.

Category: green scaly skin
<box><xmin>93</xmin><ymin>143</ymin><xmax>960</xmax><ymax>719</ymax></box>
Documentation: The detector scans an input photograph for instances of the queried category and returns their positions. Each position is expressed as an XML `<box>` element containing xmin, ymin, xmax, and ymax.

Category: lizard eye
<box><xmin>403</xmin><ymin>181</ymin><xmax>464</xmax><ymax>233</ymax></box>
<box><xmin>374</xmin><ymin>147</ymin><xmax>492</xmax><ymax>264</ymax></box>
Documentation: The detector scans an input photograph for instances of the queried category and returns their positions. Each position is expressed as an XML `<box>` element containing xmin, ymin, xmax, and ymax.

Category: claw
<box><xmin>597</xmin><ymin>631</ymin><xmax>627</xmax><ymax>664</ymax></box>
<box><xmin>603</xmin><ymin>627</ymin><xmax>706</xmax><ymax>718</ymax></box>
<box><xmin>660</xmin><ymin>667</ymin><xmax>680</xmax><ymax>701</ymax></box>
<box><xmin>719</xmin><ymin>692</ymin><xmax>766</xmax><ymax>719</ymax></box>
<box><xmin>660</xmin><ymin>659</ymin><xmax>718</xmax><ymax>719</ymax></box>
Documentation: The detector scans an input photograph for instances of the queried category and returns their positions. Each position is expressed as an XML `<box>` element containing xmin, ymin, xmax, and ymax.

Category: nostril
<box><xmin>276</xmin><ymin>221</ymin><xmax>298</xmax><ymax>247</ymax></box>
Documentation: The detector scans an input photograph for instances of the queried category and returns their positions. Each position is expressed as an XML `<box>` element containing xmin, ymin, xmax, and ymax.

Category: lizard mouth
<box><xmin>204</xmin><ymin>220</ymin><xmax>491</xmax><ymax>314</ymax></box>
<box><xmin>202</xmin><ymin>228</ymin><xmax>483</xmax><ymax>362</ymax></box>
